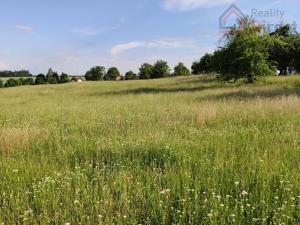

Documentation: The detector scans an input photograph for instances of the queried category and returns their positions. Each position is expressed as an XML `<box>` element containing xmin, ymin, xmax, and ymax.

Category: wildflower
<box><xmin>160</xmin><ymin>189</ymin><xmax>170</xmax><ymax>195</ymax></box>
<box><xmin>234</xmin><ymin>181</ymin><xmax>240</xmax><ymax>186</ymax></box>
<box><xmin>208</xmin><ymin>213</ymin><xmax>213</xmax><ymax>217</ymax></box>
<box><xmin>241</xmin><ymin>190</ymin><xmax>248</xmax><ymax>196</ymax></box>
<box><xmin>74</xmin><ymin>200</ymin><xmax>80</xmax><ymax>204</ymax></box>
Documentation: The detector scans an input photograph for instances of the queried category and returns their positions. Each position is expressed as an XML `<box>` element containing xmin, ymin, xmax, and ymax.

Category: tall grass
<box><xmin>0</xmin><ymin>75</ymin><xmax>299</xmax><ymax>224</ymax></box>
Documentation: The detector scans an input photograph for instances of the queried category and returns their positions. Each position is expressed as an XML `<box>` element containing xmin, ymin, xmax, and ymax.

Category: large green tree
<box><xmin>85</xmin><ymin>66</ymin><xmax>106</xmax><ymax>81</ymax></box>
<box><xmin>192</xmin><ymin>53</ymin><xmax>214</xmax><ymax>75</ymax></box>
<box><xmin>291</xmin><ymin>34</ymin><xmax>300</xmax><ymax>72</ymax></box>
<box><xmin>152</xmin><ymin>60</ymin><xmax>170</xmax><ymax>78</ymax></box>
<box><xmin>105</xmin><ymin>67</ymin><xmax>120</xmax><ymax>80</ymax></box>
<box><xmin>139</xmin><ymin>63</ymin><xmax>153</xmax><ymax>79</ymax></box>
<box><xmin>173</xmin><ymin>63</ymin><xmax>190</xmax><ymax>76</ymax></box>
<box><xmin>60</xmin><ymin>73</ymin><xmax>70</xmax><ymax>83</ymax></box>
<box><xmin>35</xmin><ymin>74</ymin><xmax>47</xmax><ymax>85</ymax></box>
<box><xmin>218</xmin><ymin>17</ymin><xmax>275</xmax><ymax>83</ymax></box>
<box><xmin>269</xmin><ymin>25</ymin><xmax>295</xmax><ymax>75</ymax></box>
<box><xmin>125</xmin><ymin>71</ymin><xmax>137</xmax><ymax>80</ymax></box>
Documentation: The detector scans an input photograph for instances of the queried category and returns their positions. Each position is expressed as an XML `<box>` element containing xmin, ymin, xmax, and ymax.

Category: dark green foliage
<box><xmin>0</xmin><ymin>70</ymin><xmax>32</xmax><ymax>77</ymax></box>
<box><xmin>4</xmin><ymin>78</ymin><xmax>21</xmax><ymax>87</ymax></box>
<box><xmin>291</xmin><ymin>34</ymin><xmax>300</xmax><ymax>72</ymax></box>
<box><xmin>221</xmin><ymin>33</ymin><xmax>274</xmax><ymax>82</ymax></box>
<box><xmin>60</xmin><ymin>73</ymin><xmax>70</xmax><ymax>83</ymax></box>
<box><xmin>105</xmin><ymin>67</ymin><xmax>120</xmax><ymax>80</ymax></box>
<box><xmin>152</xmin><ymin>60</ymin><xmax>170</xmax><ymax>78</ymax></box>
<box><xmin>269</xmin><ymin>25</ymin><xmax>296</xmax><ymax>75</ymax></box>
<box><xmin>0</xmin><ymin>79</ymin><xmax>3</xmax><ymax>88</ymax></box>
<box><xmin>173</xmin><ymin>63</ymin><xmax>190</xmax><ymax>76</ymax></box>
<box><xmin>125</xmin><ymin>71</ymin><xmax>137</xmax><ymax>80</ymax></box>
<box><xmin>23</xmin><ymin>78</ymin><xmax>34</xmax><ymax>85</ymax></box>
<box><xmin>139</xmin><ymin>63</ymin><xmax>153</xmax><ymax>79</ymax></box>
<box><xmin>192</xmin><ymin>54</ymin><xmax>214</xmax><ymax>74</ymax></box>
<box><xmin>48</xmin><ymin>76</ymin><xmax>58</xmax><ymax>84</ymax></box>
<box><xmin>46</xmin><ymin>68</ymin><xmax>59</xmax><ymax>84</ymax></box>
<box><xmin>217</xmin><ymin>18</ymin><xmax>276</xmax><ymax>83</ymax></box>
<box><xmin>35</xmin><ymin>74</ymin><xmax>47</xmax><ymax>85</ymax></box>
<box><xmin>85</xmin><ymin>66</ymin><xmax>105</xmax><ymax>81</ymax></box>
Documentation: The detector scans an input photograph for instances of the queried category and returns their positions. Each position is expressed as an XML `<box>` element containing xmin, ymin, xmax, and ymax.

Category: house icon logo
<box><xmin>219</xmin><ymin>4</ymin><xmax>245</xmax><ymax>30</ymax></box>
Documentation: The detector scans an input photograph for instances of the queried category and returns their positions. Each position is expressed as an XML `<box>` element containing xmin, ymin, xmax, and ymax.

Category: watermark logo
<box><xmin>219</xmin><ymin>4</ymin><xmax>245</xmax><ymax>31</ymax></box>
<box><xmin>219</xmin><ymin>4</ymin><xmax>297</xmax><ymax>33</ymax></box>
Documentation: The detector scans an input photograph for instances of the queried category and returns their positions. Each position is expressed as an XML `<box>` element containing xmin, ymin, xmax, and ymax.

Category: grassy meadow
<box><xmin>0</xmin><ymin>75</ymin><xmax>300</xmax><ymax>224</ymax></box>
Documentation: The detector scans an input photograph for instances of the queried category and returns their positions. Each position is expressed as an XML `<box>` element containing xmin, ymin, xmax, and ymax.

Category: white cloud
<box><xmin>111</xmin><ymin>42</ymin><xmax>145</xmax><ymax>55</ymax></box>
<box><xmin>163</xmin><ymin>0</ymin><xmax>234</xmax><ymax>11</ymax></box>
<box><xmin>110</xmin><ymin>39</ymin><xmax>198</xmax><ymax>55</ymax></box>
<box><xmin>14</xmin><ymin>25</ymin><xmax>33</xmax><ymax>33</ymax></box>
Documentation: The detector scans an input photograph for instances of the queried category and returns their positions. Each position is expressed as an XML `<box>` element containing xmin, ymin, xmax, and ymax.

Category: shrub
<box><xmin>48</xmin><ymin>76</ymin><xmax>58</xmax><ymax>84</ymax></box>
<box><xmin>85</xmin><ymin>66</ymin><xmax>105</xmax><ymax>81</ymax></box>
<box><xmin>152</xmin><ymin>60</ymin><xmax>170</xmax><ymax>78</ymax></box>
<box><xmin>35</xmin><ymin>74</ymin><xmax>47</xmax><ymax>85</ymax></box>
<box><xmin>0</xmin><ymin>79</ymin><xmax>3</xmax><ymax>88</ymax></box>
<box><xmin>125</xmin><ymin>71</ymin><xmax>137</xmax><ymax>80</ymax></box>
<box><xmin>5</xmin><ymin>78</ymin><xmax>20</xmax><ymax>87</ymax></box>
<box><xmin>105</xmin><ymin>67</ymin><xmax>120</xmax><ymax>80</ymax></box>
<box><xmin>24</xmin><ymin>78</ymin><xmax>35</xmax><ymax>85</ymax></box>
<box><xmin>60</xmin><ymin>73</ymin><xmax>70</xmax><ymax>83</ymax></box>
<box><xmin>139</xmin><ymin>63</ymin><xmax>153</xmax><ymax>79</ymax></box>
<box><xmin>192</xmin><ymin>53</ymin><xmax>214</xmax><ymax>75</ymax></box>
<box><xmin>173</xmin><ymin>63</ymin><xmax>190</xmax><ymax>76</ymax></box>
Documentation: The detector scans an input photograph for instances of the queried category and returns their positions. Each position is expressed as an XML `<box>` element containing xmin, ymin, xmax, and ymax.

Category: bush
<box><xmin>60</xmin><ymin>73</ymin><xmax>70</xmax><ymax>83</ymax></box>
<box><xmin>24</xmin><ymin>78</ymin><xmax>35</xmax><ymax>85</ymax></box>
<box><xmin>48</xmin><ymin>76</ymin><xmax>58</xmax><ymax>84</ymax></box>
<box><xmin>125</xmin><ymin>71</ymin><xmax>137</xmax><ymax>80</ymax></box>
<box><xmin>105</xmin><ymin>67</ymin><xmax>120</xmax><ymax>80</ymax></box>
<box><xmin>5</xmin><ymin>78</ymin><xmax>21</xmax><ymax>87</ymax></box>
<box><xmin>152</xmin><ymin>60</ymin><xmax>170</xmax><ymax>78</ymax></box>
<box><xmin>0</xmin><ymin>79</ymin><xmax>3</xmax><ymax>88</ymax></box>
<box><xmin>85</xmin><ymin>66</ymin><xmax>105</xmax><ymax>81</ymax></box>
<box><xmin>139</xmin><ymin>63</ymin><xmax>153</xmax><ymax>79</ymax></box>
<box><xmin>173</xmin><ymin>63</ymin><xmax>190</xmax><ymax>76</ymax></box>
<box><xmin>192</xmin><ymin>53</ymin><xmax>214</xmax><ymax>75</ymax></box>
<box><xmin>35</xmin><ymin>74</ymin><xmax>47</xmax><ymax>85</ymax></box>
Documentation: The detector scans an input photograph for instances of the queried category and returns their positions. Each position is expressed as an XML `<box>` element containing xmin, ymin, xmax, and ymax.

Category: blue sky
<box><xmin>0</xmin><ymin>0</ymin><xmax>299</xmax><ymax>75</ymax></box>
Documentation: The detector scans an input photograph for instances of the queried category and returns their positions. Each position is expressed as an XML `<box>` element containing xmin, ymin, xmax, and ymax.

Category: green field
<box><xmin>0</xmin><ymin>76</ymin><xmax>300</xmax><ymax>224</ymax></box>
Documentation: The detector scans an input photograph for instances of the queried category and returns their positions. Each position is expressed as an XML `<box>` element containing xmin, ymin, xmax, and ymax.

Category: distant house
<box><xmin>71</xmin><ymin>76</ymin><xmax>84</xmax><ymax>82</ymax></box>
<box><xmin>116</xmin><ymin>76</ymin><xmax>125</xmax><ymax>81</ymax></box>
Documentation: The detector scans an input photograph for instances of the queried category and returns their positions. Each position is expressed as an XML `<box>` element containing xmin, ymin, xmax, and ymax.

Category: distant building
<box><xmin>71</xmin><ymin>76</ymin><xmax>84</xmax><ymax>82</ymax></box>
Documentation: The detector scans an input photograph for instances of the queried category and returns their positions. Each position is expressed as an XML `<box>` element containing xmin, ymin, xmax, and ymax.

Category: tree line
<box><xmin>0</xmin><ymin>68</ymin><xmax>72</xmax><ymax>88</ymax></box>
<box><xmin>191</xmin><ymin>20</ymin><xmax>300</xmax><ymax>83</ymax></box>
<box><xmin>0</xmin><ymin>61</ymin><xmax>191</xmax><ymax>88</ymax></box>
<box><xmin>0</xmin><ymin>70</ymin><xmax>32</xmax><ymax>77</ymax></box>
<box><xmin>84</xmin><ymin>60</ymin><xmax>190</xmax><ymax>81</ymax></box>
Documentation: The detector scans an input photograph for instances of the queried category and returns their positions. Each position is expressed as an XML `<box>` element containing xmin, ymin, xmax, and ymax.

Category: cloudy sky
<box><xmin>0</xmin><ymin>0</ymin><xmax>298</xmax><ymax>74</ymax></box>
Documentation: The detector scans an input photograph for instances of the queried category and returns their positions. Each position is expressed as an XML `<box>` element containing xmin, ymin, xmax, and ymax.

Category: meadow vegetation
<box><xmin>0</xmin><ymin>75</ymin><xmax>299</xmax><ymax>224</ymax></box>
